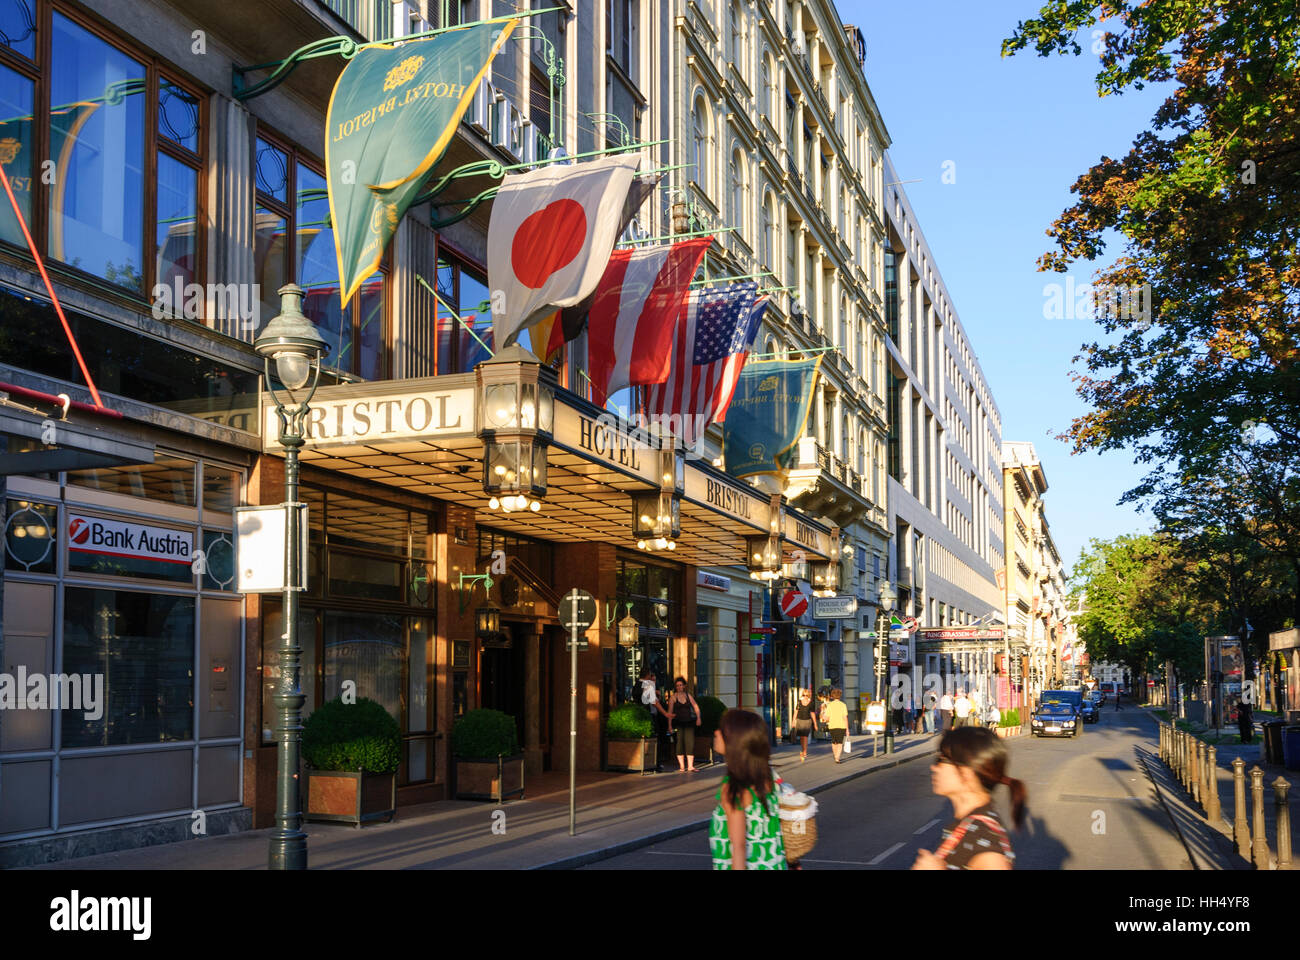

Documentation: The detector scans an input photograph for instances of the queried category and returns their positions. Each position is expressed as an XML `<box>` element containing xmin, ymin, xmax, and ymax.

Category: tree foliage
<box><xmin>1004</xmin><ymin>3</ymin><xmax>1300</xmax><ymax>596</ymax></box>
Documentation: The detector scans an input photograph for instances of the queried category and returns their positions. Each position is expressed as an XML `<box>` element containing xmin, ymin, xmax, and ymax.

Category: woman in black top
<box><xmin>793</xmin><ymin>688</ymin><xmax>818</xmax><ymax>761</ymax></box>
<box><xmin>912</xmin><ymin>726</ymin><xmax>1026</xmax><ymax>870</ymax></box>
<box><xmin>667</xmin><ymin>677</ymin><xmax>702</xmax><ymax>772</ymax></box>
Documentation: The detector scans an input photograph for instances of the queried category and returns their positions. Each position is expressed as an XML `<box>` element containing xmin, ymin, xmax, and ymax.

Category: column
<box><xmin>205</xmin><ymin>94</ymin><xmax>256</xmax><ymax>342</ymax></box>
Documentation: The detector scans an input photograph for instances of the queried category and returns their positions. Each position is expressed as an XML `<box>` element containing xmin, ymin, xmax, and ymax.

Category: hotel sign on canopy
<box><xmin>264</xmin><ymin>388</ymin><xmax>475</xmax><ymax>450</ymax></box>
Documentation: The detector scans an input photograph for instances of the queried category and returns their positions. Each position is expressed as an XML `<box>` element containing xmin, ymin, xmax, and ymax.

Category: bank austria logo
<box><xmin>67</xmin><ymin>513</ymin><xmax>192</xmax><ymax>566</ymax></box>
<box><xmin>50</xmin><ymin>890</ymin><xmax>151</xmax><ymax>940</ymax></box>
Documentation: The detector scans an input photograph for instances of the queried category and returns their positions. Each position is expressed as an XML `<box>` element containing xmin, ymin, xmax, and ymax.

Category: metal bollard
<box><xmin>1206</xmin><ymin>745</ymin><xmax>1221</xmax><ymax>824</ymax></box>
<box><xmin>1251</xmin><ymin>766</ymin><xmax>1269</xmax><ymax>869</ymax></box>
<box><xmin>1193</xmin><ymin>740</ymin><xmax>1203</xmax><ymax>806</ymax></box>
<box><xmin>1276</xmin><ymin>777</ymin><xmax>1293</xmax><ymax>871</ymax></box>
<box><xmin>1233</xmin><ymin>758</ymin><xmax>1250</xmax><ymax>859</ymax></box>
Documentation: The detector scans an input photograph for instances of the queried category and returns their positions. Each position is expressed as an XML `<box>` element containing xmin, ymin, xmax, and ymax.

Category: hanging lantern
<box><xmin>476</xmin><ymin>344</ymin><xmax>555</xmax><ymax>514</ymax></box>
<box><xmin>618</xmin><ymin>614</ymin><xmax>640</xmax><ymax>647</ymax></box>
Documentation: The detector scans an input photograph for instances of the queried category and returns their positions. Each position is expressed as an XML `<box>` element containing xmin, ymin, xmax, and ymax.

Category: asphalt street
<box><xmin>581</xmin><ymin>703</ymin><xmax>1193</xmax><ymax>869</ymax></box>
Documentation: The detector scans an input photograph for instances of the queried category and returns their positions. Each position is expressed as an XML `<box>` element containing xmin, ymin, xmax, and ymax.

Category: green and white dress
<box><xmin>709</xmin><ymin>776</ymin><xmax>788</xmax><ymax>870</ymax></box>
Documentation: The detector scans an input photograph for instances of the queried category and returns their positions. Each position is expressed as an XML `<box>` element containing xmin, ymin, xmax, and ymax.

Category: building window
<box><xmin>434</xmin><ymin>244</ymin><xmax>492</xmax><ymax>374</ymax></box>
<box><xmin>0</xmin><ymin>12</ymin><xmax>208</xmax><ymax>299</ymax></box>
<box><xmin>761</xmin><ymin>191</ymin><xmax>774</xmax><ymax>268</ymax></box>
<box><xmin>884</xmin><ymin>248</ymin><xmax>899</xmax><ymax>342</ymax></box>
<box><xmin>729</xmin><ymin>150</ymin><xmax>744</xmax><ymax>233</ymax></box>
<box><xmin>255</xmin><ymin>135</ymin><xmax>387</xmax><ymax>380</ymax></box>
<box><xmin>692</xmin><ymin>95</ymin><xmax>709</xmax><ymax>192</ymax></box>
<box><xmin>694</xmin><ymin>606</ymin><xmax>711</xmax><ymax>697</ymax></box>
<box><xmin>760</xmin><ymin>52</ymin><xmax>773</xmax><ymax>120</ymax></box>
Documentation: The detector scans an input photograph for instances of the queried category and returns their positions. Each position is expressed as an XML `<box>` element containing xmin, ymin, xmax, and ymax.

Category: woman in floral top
<box><xmin>708</xmin><ymin>709</ymin><xmax>787</xmax><ymax>870</ymax></box>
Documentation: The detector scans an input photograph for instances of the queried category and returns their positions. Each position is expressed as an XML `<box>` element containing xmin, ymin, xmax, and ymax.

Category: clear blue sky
<box><xmin>840</xmin><ymin>0</ymin><xmax>1169</xmax><ymax>574</ymax></box>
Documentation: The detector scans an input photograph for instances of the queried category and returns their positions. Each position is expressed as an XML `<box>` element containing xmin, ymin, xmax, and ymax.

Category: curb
<box><xmin>533</xmin><ymin>740</ymin><xmax>937</xmax><ymax>870</ymax></box>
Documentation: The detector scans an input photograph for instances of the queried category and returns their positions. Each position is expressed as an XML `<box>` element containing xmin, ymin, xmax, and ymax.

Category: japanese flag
<box><xmin>488</xmin><ymin>154</ymin><xmax>641</xmax><ymax>350</ymax></box>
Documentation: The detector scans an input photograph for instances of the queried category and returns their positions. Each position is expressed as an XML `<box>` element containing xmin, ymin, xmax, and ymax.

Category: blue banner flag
<box><xmin>722</xmin><ymin>356</ymin><xmax>823</xmax><ymax>479</ymax></box>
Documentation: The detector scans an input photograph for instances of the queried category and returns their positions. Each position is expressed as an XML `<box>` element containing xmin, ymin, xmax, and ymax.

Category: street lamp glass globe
<box><xmin>275</xmin><ymin>351</ymin><xmax>312</xmax><ymax>391</ymax></box>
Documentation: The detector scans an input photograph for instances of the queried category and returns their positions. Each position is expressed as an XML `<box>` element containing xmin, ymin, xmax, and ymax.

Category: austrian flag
<box><xmin>585</xmin><ymin>238</ymin><xmax>712</xmax><ymax>406</ymax></box>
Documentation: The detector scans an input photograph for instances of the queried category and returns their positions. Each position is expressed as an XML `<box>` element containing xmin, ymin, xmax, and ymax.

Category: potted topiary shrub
<box><xmin>693</xmin><ymin>696</ymin><xmax>727</xmax><ymax>764</ymax></box>
<box><xmin>997</xmin><ymin>708</ymin><xmax>1021</xmax><ymax>738</ymax></box>
<box><xmin>452</xmin><ymin>708</ymin><xmax>524</xmax><ymax>801</ymax></box>
<box><xmin>604</xmin><ymin>702</ymin><xmax>656</xmax><ymax>773</ymax></box>
<box><xmin>302</xmin><ymin>697</ymin><xmax>400</xmax><ymax>827</ymax></box>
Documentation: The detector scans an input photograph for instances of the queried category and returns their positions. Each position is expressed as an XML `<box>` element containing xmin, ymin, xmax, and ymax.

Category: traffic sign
<box><xmin>780</xmin><ymin>590</ymin><xmax>809</xmax><ymax>619</ymax></box>
<box><xmin>901</xmin><ymin>616</ymin><xmax>918</xmax><ymax>631</ymax></box>
<box><xmin>561</xmin><ymin>589</ymin><xmax>596</xmax><ymax>632</ymax></box>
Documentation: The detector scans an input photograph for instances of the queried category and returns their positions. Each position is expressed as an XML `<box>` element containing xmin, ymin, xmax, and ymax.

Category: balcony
<box><xmin>785</xmin><ymin>438</ymin><xmax>873</xmax><ymax>528</ymax></box>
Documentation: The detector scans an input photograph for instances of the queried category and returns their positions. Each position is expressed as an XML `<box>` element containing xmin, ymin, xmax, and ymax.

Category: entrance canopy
<box><xmin>0</xmin><ymin>399</ymin><xmax>154</xmax><ymax>476</ymax></box>
<box><xmin>260</xmin><ymin>374</ymin><xmax>834</xmax><ymax>567</ymax></box>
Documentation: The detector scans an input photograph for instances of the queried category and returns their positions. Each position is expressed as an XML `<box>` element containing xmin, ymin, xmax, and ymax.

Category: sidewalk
<box><xmin>1139</xmin><ymin>706</ymin><xmax>1296</xmax><ymax>870</ymax></box>
<box><xmin>24</xmin><ymin>728</ymin><xmax>954</xmax><ymax>870</ymax></box>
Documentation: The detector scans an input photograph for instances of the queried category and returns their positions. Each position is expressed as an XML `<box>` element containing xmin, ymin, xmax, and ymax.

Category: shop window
<box><xmin>200</xmin><ymin>529</ymin><xmax>235</xmax><ymax>591</ymax></box>
<box><xmin>694</xmin><ymin>605</ymin><xmax>711</xmax><ymax>698</ymax></box>
<box><xmin>61</xmin><ymin>587</ymin><xmax>195</xmax><ymax>747</ymax></box>
<box><xmin>322</xmin><ymin>610</ymin><xmax>404</xmax><ymax>720</ymax></box>
<box><xmin>255</xmin><ymin>135</ymin><xmax>387</xmax><ymax>379</ymax></box>
<box><xmin>201</xmin><ymin>465</ymin><xmax>238</xmax><ymax>514</ymax></box>
<box><xmin>67</xmin><ymin>453</ymin><xmax>196</xmax><ymax>507</ymax></box>
<box><xmin>3</xmin><ymin>498</ymin><xmax>56</xmax><ymax>572</ymax></box>
<box><xmin>326</xmin><ymin>494</ymin><xmax>408</xmax><ymax>556</ymax></box>
<box><xmin>328</xmin><ymin>550</ymin><xmax>404</xmax><ymax>603</ymax></box>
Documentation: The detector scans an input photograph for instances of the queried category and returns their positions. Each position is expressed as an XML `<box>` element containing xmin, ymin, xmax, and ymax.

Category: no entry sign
<box><xmin>780</xmin><ymin>590</ymin><xmax>808</xmax><ymax>619</ymax></box>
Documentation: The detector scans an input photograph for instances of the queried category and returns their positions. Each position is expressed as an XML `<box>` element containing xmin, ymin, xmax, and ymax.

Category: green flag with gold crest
<box><xmin>326</xmin><ymin>19</ymin><xmax>516</xmax><ymax>306</ymax></box>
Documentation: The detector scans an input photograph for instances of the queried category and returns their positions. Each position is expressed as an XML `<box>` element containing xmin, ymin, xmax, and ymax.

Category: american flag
<box><xmin>646</xmin><ymin>282</ymin><xmax>768</xmax><ymax>444</ymax></box>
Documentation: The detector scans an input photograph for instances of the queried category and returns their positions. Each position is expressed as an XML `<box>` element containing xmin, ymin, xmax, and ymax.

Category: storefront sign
<box><xmin>915</xmin><ymin>627</ymin><xmax>1006</xmax><ymax>641</ymax></box>
<box><xmin>684</xmin><ymin>467</ymin><xmax>766</xmax><ymax>530</ymax></box>
<box><xmin>783</xmin><ymin>514</ymin><xmax>829</xmax><ymax>559</ymax></box>
<box><xmin>553</xmin><ymin>403</ymin><xmax>659</xmax><ymax>484</ymax></box>
<box><xmin>698</xmin><ymin>571</ymin><xmax>731</xmax><ymax>592</ymax></box>
<box><xmin>1270</xmin><ymin>628</ymin><xmax>1299</xmax><ymax>651</ymax></box>
<box><xmin>265</xmin><ymin>387</ymin><xmax>475</xmax><ymax>450</ymax></box>
<box><xmin>812</xmin><ymin>595</ymin><xmax>858</xmax><ymax>619</ymax></box>
<box><xmin>889</xmin><ymin>640</ymin><xmax>908</xmax><ymax>665</ymax></box>
<box><xmin>68</xmin><ymin>514</ymin><xmax>193</xmax><ymax>566</ymax></box>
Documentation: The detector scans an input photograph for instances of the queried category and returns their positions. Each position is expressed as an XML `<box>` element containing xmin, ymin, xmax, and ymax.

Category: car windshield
<box><xmin>1038</xmin><ymin>704</ymin><xmax>1074</xmax><ymax>716</ymax></box>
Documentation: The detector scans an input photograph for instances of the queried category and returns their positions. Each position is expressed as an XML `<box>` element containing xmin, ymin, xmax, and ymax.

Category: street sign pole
<box><xmin>569</xmin><ymin>593</ymin><xmax>577</xmax><ymax>836</ymax></box>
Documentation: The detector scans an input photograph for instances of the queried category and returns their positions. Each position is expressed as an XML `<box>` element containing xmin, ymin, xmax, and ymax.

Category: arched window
<box><xmin>761</xmin><ymin>191</ymin><xmax>774</xmax><ymax>268</ymax></box>
<box><xmin>764</xmin><ymin>335</ymin><xmax>779</xmax><ymax>359</ymax></box>
<box><xmin>729</xmin><ymin>150</ymin><xmax>745</xmax><ymax>233</ymax></box>
<box><xmin>840</xmin><ymin>296</ymin><xmax>849</xmax><ymax>353</ymax></box>
<box><xmin>842</xmin><ymin>415</ymin><xmax>851</xmax><ymax>460</ymax></box>
<box><xmin>858</xmin><ymin>428</ymin><xmax>867</xmax><ymax>475</ymax></box>
<box><xmin>692</xmin><ymin>95</ymin><xmax>709</xmax><ymax>192</ymax></box>
<box><xmin>760</xmin><ymin>53</ymin><xmax>773</xmax><ymax>120</ymax></box>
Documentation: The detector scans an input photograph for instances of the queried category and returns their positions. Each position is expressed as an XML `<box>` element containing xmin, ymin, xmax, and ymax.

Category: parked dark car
<box><xmin>1079</xmin><ymin>698</ymin><xmax>1099</xmax><ymax>723</ymax></box>
<box><xmin>1031</xmin><ymin>702</ymin><xmax>1080</xmax><ymax>738</ymax></box>
<box><xmin>1089</xmin><ymin>689</ymin><xmax>1105</xmax><ymax>707</ymax></box>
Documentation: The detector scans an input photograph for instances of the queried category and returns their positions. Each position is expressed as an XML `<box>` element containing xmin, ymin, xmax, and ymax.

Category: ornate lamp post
<box><xmin>876</xmin><ymin>579</ymin><xmax>898</xmax><ymax>754</ymax></box>
<box><xmin>255</xmin><ymin>283</ymin><xmax>329</xmax><ymax>872</ymax></box>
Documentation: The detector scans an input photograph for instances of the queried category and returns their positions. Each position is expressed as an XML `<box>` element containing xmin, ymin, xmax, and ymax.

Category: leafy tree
<box><xmin>1003</xmin><ymin>3</ymin><xmax>1300</xmax><ymax>589</ymax></box>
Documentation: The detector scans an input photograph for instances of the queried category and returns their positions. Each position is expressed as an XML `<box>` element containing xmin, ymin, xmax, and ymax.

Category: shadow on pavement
<box><xmin>1015</xmin><ymin>812</ymin><xmax>1070</xmax><ymax>869</ymax></box>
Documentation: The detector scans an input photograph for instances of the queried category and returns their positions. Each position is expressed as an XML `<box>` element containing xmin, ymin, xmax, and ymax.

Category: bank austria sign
<box><xmin>68</xmin><ymin>514</ymin><xmax>193</xmax><ymax>565</ymax></box>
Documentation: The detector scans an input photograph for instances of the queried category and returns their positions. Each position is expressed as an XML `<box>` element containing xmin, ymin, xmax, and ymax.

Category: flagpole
<box><xmin>416</xmin><ymin>274</ymin><xmax>494</xmax><ymax>358</ymax></box>
<box><xmin>621</xmin><ymin>227</ymin><xmax>732</xmax><ymax>246</ymax></box>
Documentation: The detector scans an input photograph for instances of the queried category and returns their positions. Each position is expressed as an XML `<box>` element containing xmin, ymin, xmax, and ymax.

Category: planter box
<box><xmin>304</xmin><ymin>770</ymin><xmax>396</xmax><ymax>827</ymax></box>
<box><xmin>996</xmin><ymin>726</ymin><xmax>1022</xmax><ymax>738</ymax></box>
<box><xmin>605</xmin><ymin>737</ymin><xmax>658</xmax><ymax>774</ymax></box>
<box><xmin>455</xmin><ymin>754</ymin><xmax>525</xmax><ymax>802</ymax></box>
<box><xmin>694</xmin><ymin>734</ymin><xmax>716</xmax><ymax>765</ymax></box>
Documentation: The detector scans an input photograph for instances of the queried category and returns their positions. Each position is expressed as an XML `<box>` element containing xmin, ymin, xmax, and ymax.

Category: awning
<box><xmin>0</xmin><ymin>403</ymin><xmax>154</xmax><ymax>476</ymax></box>
<box><xmin>259</xmin><ymin>375</ymin><xmax>835</xmax><ymax>566</ymax></box>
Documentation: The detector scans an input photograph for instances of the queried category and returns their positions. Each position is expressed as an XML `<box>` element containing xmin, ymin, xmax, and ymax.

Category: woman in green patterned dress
<box><xmin>709</xmin><ymin>708</ymin><xmax>788</xmax><ymax>870</ymax></box>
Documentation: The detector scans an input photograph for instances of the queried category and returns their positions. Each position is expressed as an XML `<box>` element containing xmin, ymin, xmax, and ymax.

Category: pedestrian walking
<box><xmin>666</xmin><ymin>677</ymin><xmax>702</xmax><ymax>772</ymax></box>
<box><xmin>1114</xmin><ymin>689</ymin><xmax>1121</xmax><ymax>710</ymax></box>
<box><xmin>794</xmin><ymin>688</ymin><xmax>818</xmax><ymax>761</ymax></box>
<box><xmin>985</xmin><ymin>703</ymin><xmax>1000</xmax><ymax>731</ymax></box>
<box><xmin>1236</xmin><ymin>698</ymin><xmax>1253</xmax><ymax>743</ymax></box>
<box><xmin>954</xmin><ymin>690</ymin><xmax>972</xmax><ymax>729</ymax></box>
<box><xmin>912</xmin><ymin>726</ymin><xmax>1026</xmax><ymax>870</ymax></box>
<box><xmin>708</xmin><ymin>708</ymin><xmax>787</xmax><ymax>870</ymax></box>
<box><xmin>824</xmin><ymin>688</ymin><xmax>850</xmax><ymax>763</ymax></box>
<box><xmin>640</xmin><ymin>670</ymin><xmax>673</xmax><ymax>771</ymax></box>
<box><xmin>905</xmin><ymin>694</ymin><xmax>916</xmax><ymax>733</ymax></box>
<box><xmin>939</xmin><ymin>691</ymin><xmax>954</xmax><ymax>732</ymax></box>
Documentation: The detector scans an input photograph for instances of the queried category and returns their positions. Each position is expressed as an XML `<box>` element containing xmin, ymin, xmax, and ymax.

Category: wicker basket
<box><xmin>778</xmin><ymin>792</ymin><xmax>818</xmax><ymax>861</ymax></box>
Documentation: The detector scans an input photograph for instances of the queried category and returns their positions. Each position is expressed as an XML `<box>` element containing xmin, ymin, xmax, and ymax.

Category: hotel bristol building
<box><xmin>0</xmin><ymin>0</ymin><xmax>860</xmax><ymax>863</ymax></box>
